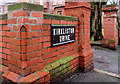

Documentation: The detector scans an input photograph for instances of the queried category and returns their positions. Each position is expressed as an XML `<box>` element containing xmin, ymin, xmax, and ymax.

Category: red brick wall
<box><xmin>42</xmin><ymin>19</ymin><xmax>79</xmax><ymax>66</ymax></box>
<box><xmin>65</xmin><ymin>2</ymin><xmax>93</xmax><ymax>72</ymax></box>
<box><xmin>1</xmin><ymin>9</ymin><xmax>79</xmax><ymax>83</ymax></box>
<box><xmin>1</xmin><ymin>2</ymin><xmax>93</xmax><ymax>83</ymax></box>
<box><xmin>102</xmin><ymin>5</ymin><xmax>118</xmax><ymax>49</ymax></box>
<box><xmin>0</xmin><ymin>19</ymin><xmax>11</xmax><ymax>67</ymax></box>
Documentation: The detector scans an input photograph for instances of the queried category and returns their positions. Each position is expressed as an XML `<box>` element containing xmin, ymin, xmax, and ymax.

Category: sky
<box><xmin>0</xmin><ymin>0</ymin><xmax>119</xmax><ymax>5</ymax></box>
<box><xmin>0</xmin><ymin>0</ymin><xmax>18</xmax><ymax>5</ymax></box>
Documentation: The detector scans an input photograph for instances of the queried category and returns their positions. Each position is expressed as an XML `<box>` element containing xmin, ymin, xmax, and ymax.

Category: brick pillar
<box><xmin>65</xmin><ymin>2</ymin><xmax>94</xmax><ymax>72</ymax></box>
<box><xmin>2</xmin><ymin>3</ymin><xmax>50</xmax><ymax>83</ymax></box>
<box><xmin>102</xmin><ymin>5</ymin><xmax>118</xmax><ymax>50</ymax></box>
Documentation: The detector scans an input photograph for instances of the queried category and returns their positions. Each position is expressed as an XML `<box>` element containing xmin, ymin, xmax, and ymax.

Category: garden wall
<box><xmin>0</xmin><ymin>2</ymin><xmax>93</xmax><ymax>83</ymax></box>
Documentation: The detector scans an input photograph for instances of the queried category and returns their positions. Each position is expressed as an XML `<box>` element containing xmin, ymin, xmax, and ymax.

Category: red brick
<box><xmin>10</xmin><ymin>45</ymin><xmax>18</xmax><ymax>52</ymax></box>
<box><xmin>42</xmin><ymin>31</ymin><xmax>50</xmax><ymax>36</ymax></box>
<box><xmin>10</xmin><ymin>39</ymin><xmax>20</xmax><ymax>45</ymax></box>
<box><xmin>44</xmin><ymin>75</ymin><xmax>50</xmax><ymax>82</ymax></box>
<box><xmin>41</xmin><ymin>48</ymin><xmax>47</xmax><ymax>55</ymax></box>
<box><xmin>2</xmin><ymin>71</ymin><xmax>10</xmax><ymax>78</ymax></box>
<box><xmin>18</xmin><ymin>18</ymin><xmax>22</xmax><ymax>24</ymax></box>
<box><xmin>10</xmin><ymin>32</ymin><xmax>17</xmax><ymax>38</ymax></box>
<box><xmin>37</xmin><ymin>38</ymin><xmax>41</xmax><ymax>44</ymax></box>
<box><xmin>22</xmin><ymin>17</ymin><xmax>29</xmax><ymax>23</ymax></box>
<box><xmin>18</xmin><ymin>46</ymin><xmax>27</xmax><ymax>53</ymax></box>
<box><xmin>2</xmin><ymin>42</ymin><xmax>6</xmax><ymax>47</ymax></box>
<box><xmin>38</xmin><ymin>57</ymin><xmax>43</xmax><ymax>63</ymax></box>
<box><xmin>21</xmin><ymin>54</ymin><xmax>27</xmax><ymax>61</ymax></box>
<box><xmin>31</xmin><ymin>38</ymin><xmax>38</xmax><ymax>44</ymax></box>
<box><xmin>6</xmin><ymin>71</ymin><xmax>20</xmax><ymax>82</ymax></box>
<box><xmin>27</xmin><ymin>45</ymin><xmax>37</xmax><ymax>52</ymax></box>
<box><xmin>36</xmin><ymin>70</ymin><xmax>49</xmax><ymax>78</ymax></box>
<box><xmin>11</xmin><ymin>52</ymin><xmax>20</xmax><ymax>60</ymax></box>
<box><xmin>60</xmin><ymin>20</ymin><xmax>67</xmax><ymax>24</ymax></box>
<box><xmin>20</xmin><ymin>39</ymin><xmax>30</xmax><ymax>45</ymax></box>
<box><xmin>41</xmin><ymin>25</ymin><xmax>50</xmax><ymax>31</ymax></box>
<box><xmin>3</xmin><ymin>59</ymin><xmax>9</xmax><ymax>66</ymax></box>
<box><xmin>21</xmin><ymin>68</ymin><xmax>31</xmax><ymax>76</ymax></box>
<box><xmin>0</xmin><ymin>36</ymin><xmax>2</xmax><ymax>41</ymax></box>
<box><xmin>41</xmin><ymin>37</ymin><xmax>47</xmax><ymax>42</ymax></box>
<box><xmin>13</xmin><ymin>10</ymin><xmax>29</xmax><ymax>17</ymax></box>
<box><xmin>31</xmin><ymin>63</ymin><xmax>44</xmax><ymax>72</ymax></box>
<box><xmin>43</xmin><ymin>19</ymin><xmax>51</xmax><ymax>24</ymax></box>
<box><xmin>0</xmin><ymin>20</ymin><xmax>7</xmax><ymax>24</ymax></box>
<box><xmin>52</xmin><ymin>20</ymin><xmax>60</xmax><ymax>24</ymax></box>
<box><xmin>31</xmin><ymin>25</ymin><xmax>42</xmax><ymax>31</ymax></box>
<box><xmin>2</xmin><ymin>31</ymin><xmax>6</xmax><ymax>36</ymax></box>
<box><xmin>3</xmin><ymin>37</ymin><xmax>10</xmax><ymax>42</ymax></box>
<box><xmin>3</xmin><ymin>48</ymin><xmax>10</xmax><ymax>55</ymax></box>
<box><xmin>13</xmin><ymin>25</ymin><xmax>21</xmax><ymax>31</ymax></box>
<box><xmin>8</xmin><ymin>18</ymin><xmax>17</xmax><ymax>24</ymax></box>
<box><xmin>38</xmin><ymin>31</ymin><xmax>42</xmax><ymax>37</ymax></box>
<box><xmin>27</xmin><ymin>32</ymin><xmax>37</xmax><ymax>38</ymax></box>
<box><xmin>0</xmin><ymin>26</ymin><xmax>2</xmax><ymax>30</ymax></box>
<box><xmin>32</xmin><ymin>12</ymin><xmax>43</xmax><ymax>17</ymax></box>
<box><xmin>38</xmin><ymin>19</ymin><xmax>43</xmax><ymax>24</ymax></box>
<box><xmin>18</xmin><ymin>73</ymin><xmax>37</xmax><ymax>83</ymax></box>
<box><xmin>42</xmin><ymin>42</ymin><xmax>50</xmax><ymax>48</ymax></box>
<box><xmin>10</xmin><ymin>58</ymin><xmax>18</xmax><ymax>66</ymax></box>
<box><xmin>2</xmin><ymin>54</ymin><xmax>6</xmax><ymax>59</ymax></box>
<box><xmin>3</xmin><ymin>25</ymin><xmax>11</xmax><ymax>31</ymax></box>
<box><xmin>30</xmin><ymin>51</ymin><xmax>39</xmax><ymax>59</ymax></box>
<box><xmin>38</xmin><ymin>78</ymin><xmax>44</xmax><ymax>83</ymax></box>
<box><xmin>37</xmin><ymin>44</ymin><xmax>42</xmax><ymax>50</ymax></box>
<box><xmin>8</xmin><ymin>64</ymin><xmax>22</xmax><ymax>74</ymax></box>
<box><xmin>1</xmin><ymin>66</ymin><xmax>8</xmax><ymax>73</ymax></box>
<box><xmin>27</xmin><ymin>58</ymin><xmax>38</xmax><ymax>67</ymax></box>
<box><xmin>18</xmin><ymin>32</ymin><xmax>27</xmax><ymax>38</ymax></box>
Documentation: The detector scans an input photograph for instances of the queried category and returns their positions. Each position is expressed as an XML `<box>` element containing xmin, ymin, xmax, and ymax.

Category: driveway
<box><xmin>92</xmin><ymin>46</ymin><xmax>119</xmax><ymax>74</ymax></box>
<box><xmin>63</xmin><ymin>46</ymin><xmax>120</xmax><ymax>83</ymax></box>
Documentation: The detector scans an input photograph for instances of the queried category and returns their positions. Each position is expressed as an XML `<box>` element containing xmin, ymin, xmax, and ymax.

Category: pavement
<box><xmin>63</xmin><ymin>46</ymin><xmax>120</xmax><ymax>83</ymax></box>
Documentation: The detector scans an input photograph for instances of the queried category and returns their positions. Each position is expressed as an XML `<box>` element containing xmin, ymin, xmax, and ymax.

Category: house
<box><xmin>0</xmin><ymin>0</ymin><xmax>65</xmax><ymax>15</ymax></box>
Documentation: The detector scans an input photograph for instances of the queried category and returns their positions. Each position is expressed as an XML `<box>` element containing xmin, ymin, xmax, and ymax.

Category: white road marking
<box><xmin>94</xmin><ymin>68</ymin><xmax>120</xmax><ymax>79</ymax></box>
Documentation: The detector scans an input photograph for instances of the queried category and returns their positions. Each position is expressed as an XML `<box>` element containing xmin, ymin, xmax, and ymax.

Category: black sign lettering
<box><xmin>51</xmin><ymin>25</ymin><xmax>75</xmax><ymax>47</ymax></box>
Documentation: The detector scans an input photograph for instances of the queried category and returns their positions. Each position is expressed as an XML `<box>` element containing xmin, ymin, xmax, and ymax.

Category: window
<box><xmin>58</xmin><ymin>0</ymin><xmax>62</xmax><ymax>4</ymax></box>
<box><xmin>0</xmin><ymin>8</ymin><xmax>2</xmax><ymax>14</ymax></box>
<box><xmin>53</xmin><ymin>0</ymin><xmax>56</xmax><ymax>5</ymax></box>
<box><xmin>33</xmin><ymin>0</ymin><xmax>36</xmax><ymax>4</ymax></box>
<box><xmin>5</xmin><ymin>5</ymin><xmax>8</xmax><ymax>13</ymax></box>
<box><xmin>40</xmin><ymin>0</ymin><xmax>43</xmax><ymax>5</ymax></box>
<box><xmin>57</xmin><ymin>11</ymin><xmax>62</xmax><ymax>15</ymax></box>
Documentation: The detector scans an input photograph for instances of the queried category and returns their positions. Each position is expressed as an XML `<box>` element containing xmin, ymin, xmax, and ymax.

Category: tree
<box><xmin>90</xmin><ymin>1</ymin><xmax>106</xmax><ymax>41</ymax></box>
<box><xmin>90</xmin><ymin>0</ymin><xmax>119</xmax><ymax>41</ymax></box>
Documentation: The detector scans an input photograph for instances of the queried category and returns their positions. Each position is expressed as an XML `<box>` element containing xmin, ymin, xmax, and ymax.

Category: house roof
<box><xmin>54</xmin><ymin>5</ymin><xmax>65</xmax><ymax>9</ymax></box>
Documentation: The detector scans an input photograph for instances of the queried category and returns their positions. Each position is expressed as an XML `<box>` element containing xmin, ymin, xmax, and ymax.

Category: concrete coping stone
<box><xmin>8</xmin><ymin>2</ymin><xmax>44</xmax><ymax>12</ymax></box>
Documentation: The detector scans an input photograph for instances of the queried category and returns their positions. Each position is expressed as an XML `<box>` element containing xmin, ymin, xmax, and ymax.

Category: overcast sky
<box><xmin>0</xmin><ymin>0</ymin><xmax>119</xmax><ymax>5</ymax></box>
<box><xmin>0</xmin><ymin>0</ymin><xmax>18</xmax><ymax>5</ymax></box>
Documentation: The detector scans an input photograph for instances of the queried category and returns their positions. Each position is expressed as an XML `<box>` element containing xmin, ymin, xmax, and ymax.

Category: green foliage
<box><xmin>109</xmin><ymin>39</ymin><xmax>117</xmax><ymax>44</ymax></box>
<box><xmin>0</xmin><ymin>14</ymin><xmax>7</xmax><ymax>20</ymax></box>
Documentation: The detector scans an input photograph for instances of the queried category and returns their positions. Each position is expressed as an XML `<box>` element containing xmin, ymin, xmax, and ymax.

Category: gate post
<box><xmin>65</xmin><ymin>2</ymin><xmax>94</xmax><ymax>72</ymax></box>
<box><xmin>2</xmin><ymin>2</ymin><xmax>50</xmax><ymax>83</ymax></box>
<box><xmin>102</xmin><ymin>5</ymin><xmax>118</xmax><ymax>50</ymax></box>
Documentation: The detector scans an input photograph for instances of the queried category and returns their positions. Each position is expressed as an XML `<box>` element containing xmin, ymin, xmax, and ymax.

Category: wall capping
<box><xmin>8</xmin><ymin>2</ymin><xmax>44</xmax><ymax>11</ymax></box>
<box><xmin>43</xmin><ymin>13</ymin><xmax>78</xmax><ymax>21</ymax></box>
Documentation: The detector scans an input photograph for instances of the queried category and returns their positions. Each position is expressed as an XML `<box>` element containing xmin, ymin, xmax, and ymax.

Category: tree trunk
<box><xmin>90</xmin><ymin>2</ymin><xmax>103</xmax><ymax>41</ymax></box>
